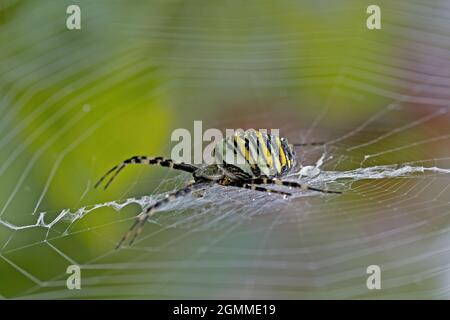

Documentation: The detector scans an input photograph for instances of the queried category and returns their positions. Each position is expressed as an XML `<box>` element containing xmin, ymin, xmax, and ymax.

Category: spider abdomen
<box><xmin>213</xmin><ymin>130</ymin><xmax>296</xmax><ymax>178</ymax></box>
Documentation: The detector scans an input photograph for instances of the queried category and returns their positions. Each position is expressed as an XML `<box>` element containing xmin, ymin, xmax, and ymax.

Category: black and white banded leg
<box><xmin>292</xmin><ymin>142</ymin><xmax>325</xmax><ymax>147</ymax></box>
<box><xmin>229</xmin><ymin>182</ymin><xmax>292</xmax><ymax>197</ymax></box>
<box><xmin>116</xmin><ymin>180</ymin><xmax>209</xmax><ymax>249</ymax></box>
<box><xmin>246</xmin><ymin>177</ymin><xmax>342</xmax><ymax>194</ymax></box>
<box><xmin>95</xmin><ymin>156</ymin><xmax>198</xmax><ymax>190</ymax></box>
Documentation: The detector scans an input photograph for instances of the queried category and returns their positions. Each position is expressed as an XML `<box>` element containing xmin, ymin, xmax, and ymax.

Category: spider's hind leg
<box><xmin>116</xmin><ymin>180</ymin><xmax>209</xmax><ymax>249</ymax></box>
<box><xmin>248</xmin><ymin>177</ymin><xmax>342</xmax><ymax>194</ymax></box>
<box><xmin>229</xmin><ymin>181</ymin><xmax>292</xmax><ymax>198</ymax></box>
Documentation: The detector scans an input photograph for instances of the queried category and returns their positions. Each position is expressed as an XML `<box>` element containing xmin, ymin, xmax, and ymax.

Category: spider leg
<box><xmin>116</xmin><ymin>180</ymin><xmax>209</xmax><ymax>249</ymax></box>
<box><xmin>192</xmin><ymin>190</ymin><xmax>205</xmax><ymax>198</ymax></box>
<box><xmin>292</xmin><ymin>142</ymin><xmax>325</xmax><ymax>147</ymax></box>
<box><xmin>95</xmin><ymin>156</ymin><xmax>198</xmax><ymax>190</ymax></box>
<box><xmin>246</xmin><ymin>177</ymin><xmax>342</xmax><ymax>194</ymax></box>
<box><xmin>228</xmin><ymin>182</ymin><xmax>292</xmax><ymax>197</ymax></box>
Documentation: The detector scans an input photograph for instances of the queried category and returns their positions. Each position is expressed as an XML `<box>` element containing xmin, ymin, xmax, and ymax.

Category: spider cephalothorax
<box><xmin>95</xmin><ymin>130</ymin><xmax>341</xmax><ymax>248</ymax></box>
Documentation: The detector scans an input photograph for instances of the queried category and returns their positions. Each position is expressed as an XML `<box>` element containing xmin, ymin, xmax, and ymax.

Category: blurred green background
<box><xmin>1</xmin><ymin>0</ymin><xmax>450</xmax><ymax>299</ymax></box>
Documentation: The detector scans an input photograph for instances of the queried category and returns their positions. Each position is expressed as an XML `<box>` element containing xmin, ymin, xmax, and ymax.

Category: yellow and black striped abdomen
<box><xmin>213</xmin><ymin>130</ymin><xmax>297</xmax><ymax>178</ymax></box>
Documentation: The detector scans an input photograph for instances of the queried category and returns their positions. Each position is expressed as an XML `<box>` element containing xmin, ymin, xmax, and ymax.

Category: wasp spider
<box><xmin>95</xmin><ymin>130</ymin><xmax>342</xmax><ymax>248</ymax></box>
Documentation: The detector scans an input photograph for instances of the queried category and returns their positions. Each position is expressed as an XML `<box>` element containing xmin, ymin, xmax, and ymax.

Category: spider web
<box><xmin>2</xmin><ymin>0</ymin><xmax>450</xmax><ymax>299</ymax></box>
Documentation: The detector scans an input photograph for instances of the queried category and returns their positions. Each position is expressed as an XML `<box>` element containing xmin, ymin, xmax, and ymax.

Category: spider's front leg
<box><xmin>95</xmin><ymin>156</ymin><xmax>198</xmax><ymax>190</ymax></box>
